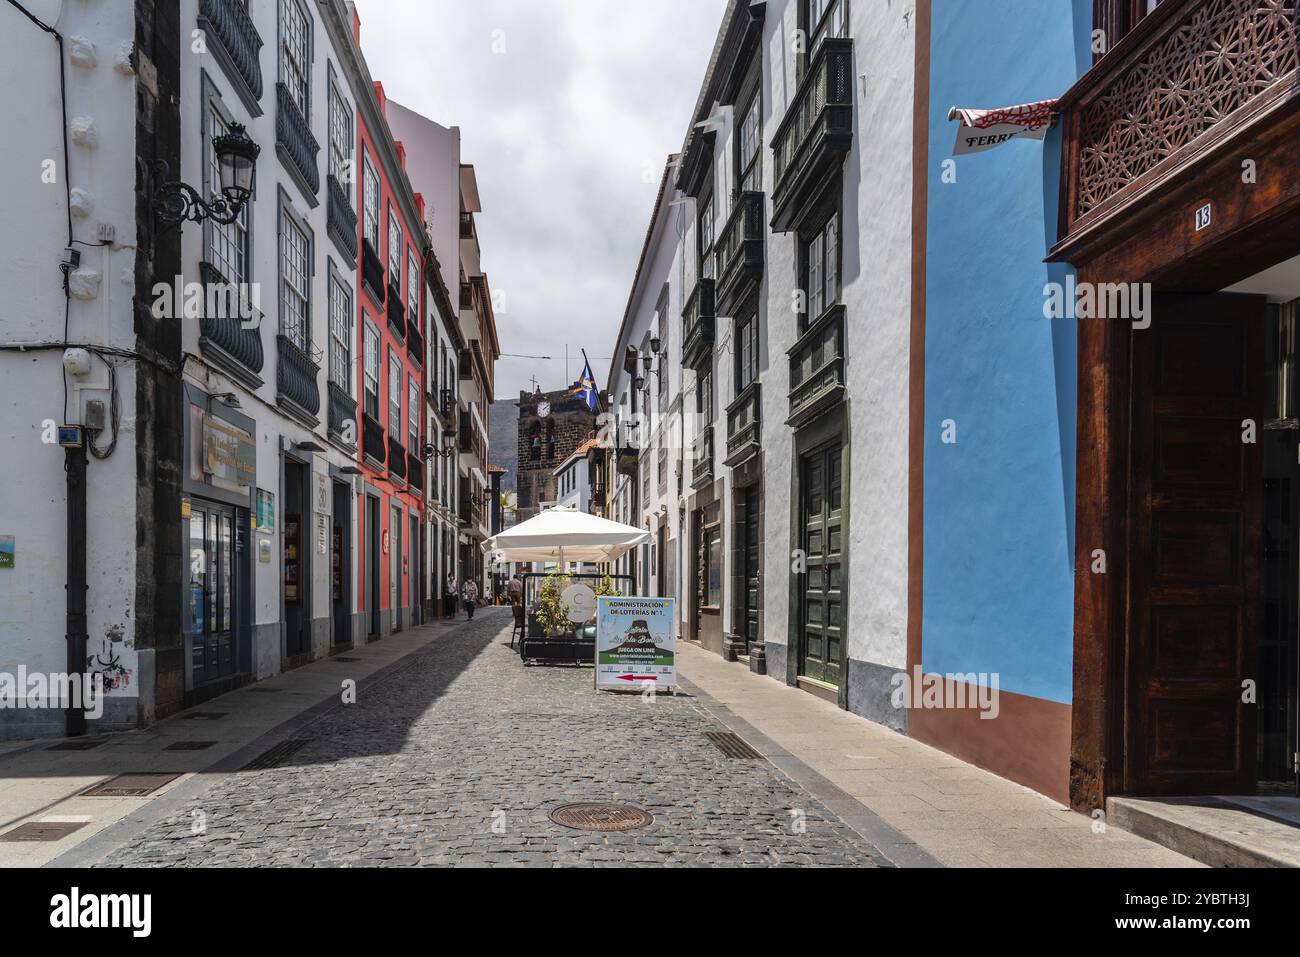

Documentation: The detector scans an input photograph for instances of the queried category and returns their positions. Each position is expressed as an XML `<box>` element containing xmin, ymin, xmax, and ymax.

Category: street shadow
<box><xmin>0</xmin><ymin>608</ymin><xmax>512</xmax><ymax>785</ymax></box>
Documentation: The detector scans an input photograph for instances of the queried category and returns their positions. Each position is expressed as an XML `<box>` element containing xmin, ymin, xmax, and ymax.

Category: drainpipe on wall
<box><xmin>65</xmin><ymin>438</ymin><xmax>88</xmax><ymax>737</ymax></box>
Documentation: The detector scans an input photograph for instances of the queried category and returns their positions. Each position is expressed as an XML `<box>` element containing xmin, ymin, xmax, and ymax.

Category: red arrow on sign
<box><xmin>616</xmin><ymin>675</ymin><xmax>657</xmax><ymax>682</ymax></box>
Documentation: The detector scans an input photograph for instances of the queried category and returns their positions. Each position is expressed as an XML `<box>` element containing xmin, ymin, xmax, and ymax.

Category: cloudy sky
<box><xmin>354</xmin><ymin>0</ymin><xmax>728</xmax><ymax>401</ymax></box>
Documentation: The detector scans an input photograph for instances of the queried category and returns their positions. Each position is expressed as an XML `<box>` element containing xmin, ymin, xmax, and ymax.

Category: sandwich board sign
<box><xmin>596</xmin><ymin>596</ymin><xmax>676</xmax><ymax>692</ymax></box>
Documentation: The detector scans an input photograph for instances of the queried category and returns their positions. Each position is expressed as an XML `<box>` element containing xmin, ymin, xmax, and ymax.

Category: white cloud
<box><xmin>354</xmin><ymin>0</ymin><xmax>727</xmax><ymax>396</ymax></box>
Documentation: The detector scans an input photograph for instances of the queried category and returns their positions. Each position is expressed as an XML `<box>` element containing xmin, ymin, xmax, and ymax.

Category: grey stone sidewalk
<box><xmin>93</xmin><ymin>611</ymin><xmax>888</xmax><ymax>867</ymax></box>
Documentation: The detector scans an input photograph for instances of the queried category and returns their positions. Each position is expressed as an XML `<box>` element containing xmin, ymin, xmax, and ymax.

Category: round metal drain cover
<box><xmin>549</xmin><ymin>803</ymin><xmax>653</xmax><ymax>832</ymax></box>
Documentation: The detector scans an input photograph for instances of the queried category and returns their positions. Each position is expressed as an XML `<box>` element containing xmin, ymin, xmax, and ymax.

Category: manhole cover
<box><xmin>164</xmin><ymin>740</ymin><xmax>217</xmax><ymax>751</ymax></box>
<box><xmin>82</xmin><ymin>773</ymin><xmax>181</xmax><ymax>797</ymax></box>
<box><xmin>549</xmin><ymin>803</ymin><xmax>653</xmax><ymax>832</ymax></box>
<box><xmin>704</xmin><ymin>731</ymin><xmax>762</xmax><ymax>759</ymax></box>
<box><xmin>0</xmin><ymin>821</ymin><xmax>87</xmax><ymax>842</ymax></box>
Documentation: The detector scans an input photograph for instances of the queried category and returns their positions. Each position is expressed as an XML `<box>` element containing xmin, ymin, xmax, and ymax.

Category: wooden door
<box><xmin>799</xmin><ymin>444</ymin><xmax>844</xmax><ymax>685</ymax></box>
<box><xmin>744</xmin><ymin>487</ymin><xmax>760</xmax><ymax>650</ymax></box>
<box><xmin>1128</xmin><ymin>293</ymin><xmax>1265</xmax><ymax>794</ymax></box>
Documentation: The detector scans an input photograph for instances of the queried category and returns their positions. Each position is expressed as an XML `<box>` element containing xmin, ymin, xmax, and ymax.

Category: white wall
<box><xmin>179</xmin><ymin>0</ymin><xmax>364</xmax><ymax>669</ymax></box>
<box><xmin>758</xmin><ymin>0</ymin><xmax>915</xmax><ymax>679</ymax></box>
<box><xmin>0</xmin><ymin>0</ymin><xmax>142</xmax><ymax>730</ymax></box>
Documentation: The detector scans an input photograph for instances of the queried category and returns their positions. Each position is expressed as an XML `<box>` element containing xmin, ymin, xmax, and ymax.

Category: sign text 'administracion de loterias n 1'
<box><xmin>595</xmin><ymin>597</ymin><xmax>676</xmax><ymax>692</ymax></box>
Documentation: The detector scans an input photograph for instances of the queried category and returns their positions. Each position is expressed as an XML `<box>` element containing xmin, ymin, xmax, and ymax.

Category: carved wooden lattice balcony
<box><xmin>691</xmin><ymin>426</ymin><xmax>715</xmax><ymax>491</ymax></box>
<box><xmin>1058</xmin><ymin>0</ymin><xmax>1299</xmax><ymax>241</ymax></box>
<box><xmin>770</xmin><ymin>37</ymin><xmax>853</xmax><ymax>232</ymax></box>
<box><xmin>715</xmin><ymin>191</ymin><xmax>765</xmax><ymax>317</ymax></box>
<box><xmin>787</xmin><ymin>304</ymin><xmax>846</xmax><ymax>428</ymax></box>
<box><xmin>682</xmin><ymin>278</ymin><xmax>716</xmax><ymax>370</ymax></box>
<box><xmin>725</xmin><ymin>381</ymin><xmax>762</xmax><ymax>468</ymax></box>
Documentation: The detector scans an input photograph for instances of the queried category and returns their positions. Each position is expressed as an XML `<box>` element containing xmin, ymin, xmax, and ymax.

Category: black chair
<box><xmin>510</xmin><ymin>601</ymin><xmax>526</xmax><ymax>650</ymax></box>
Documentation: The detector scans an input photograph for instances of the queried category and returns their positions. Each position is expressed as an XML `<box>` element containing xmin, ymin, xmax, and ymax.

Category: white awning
<box><xmin>486</xmin><ymin>506</ymin><xmax>650</xmax><ymax>563</ymax></box>
<box><xmin>948</xmin><ymin>99</ymin><xmax>1056</xmax><ymax>155</ymax></box>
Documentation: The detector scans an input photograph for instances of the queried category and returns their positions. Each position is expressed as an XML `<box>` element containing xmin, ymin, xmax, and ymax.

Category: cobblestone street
<box><xmin>98</xmin><ymin>610</ymin><xmax>886</xmax><ymax>867</ymax></box>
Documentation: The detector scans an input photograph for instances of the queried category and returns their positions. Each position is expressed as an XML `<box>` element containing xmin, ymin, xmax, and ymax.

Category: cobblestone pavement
<box><xmin>100</xmin><ymin>610</ymin><xmax>887</xmax><ymax>867</ymax></box>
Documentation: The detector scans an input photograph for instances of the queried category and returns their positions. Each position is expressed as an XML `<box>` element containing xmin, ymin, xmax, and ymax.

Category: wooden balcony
<box><xmin>1054</xmin><ymin>0</ymin><xmax>1299</xmax><ymax>257</ymax></box>
<box><xmin>787</xmin><ymin>304</ymin><xmax>845</xmax><ymax>429</ymax></box>
<box><xmin>682</xmin><ymin>278</ymin><xmax>716</xmax><ymax>370</ymax></box>
<box><xmin>770</xmin><ymin>37</ymin><xmax>853</xmax><ymax>233</ymax></box>
<box><xmin>691</xmin><ymin>425</ymin><xmax>714</xmax><ymax>491</ymax></box>
<box><xmin>725</xmin><ymin>381</ymin><xmax>761</xmax><ymax>467</ymax></box>
<box><xmin>715</xmin><ymin>191</ymin><xmax>765</xmax><ymax>317</ymax></box>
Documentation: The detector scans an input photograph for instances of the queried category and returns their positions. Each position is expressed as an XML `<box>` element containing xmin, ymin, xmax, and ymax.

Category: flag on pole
<box><xmin>569</xmin><ymin>357</ymin><xmax>597</xmax><ymax>411</ymax></box>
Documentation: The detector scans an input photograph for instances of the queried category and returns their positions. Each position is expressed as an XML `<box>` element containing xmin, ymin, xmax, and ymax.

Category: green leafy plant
<box><xmin>594</xmin><ymin>575</ymin><xmax>623</xmax><ymax>598</ymax></box>
<box><xmin>533</xmin><ymin>569</ymin><xmax>573</xmax><ymax>637</ymax></box>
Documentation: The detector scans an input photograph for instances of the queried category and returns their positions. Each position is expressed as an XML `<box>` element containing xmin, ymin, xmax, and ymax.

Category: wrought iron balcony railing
<box><xmin>406</xmin><ymin>319</ymin><xmax>424</xmax><ymax>366</ymax></box>
<box><xmin>725</xmin><ymin>381</ymin><xmax>761</xmax><ymax>467</ymax></box>
<box><xmin>682</xmin><ymin>277</ymin><xmax>716</xmax><ymax>370</ymax></box>
<box><xmin>770</xmin><ymin>37</ymin><xmax>853</xmax><ymax>232</ymax></box>
<box><xmin>388</xmin><ymin>436</ymin><xmax>407</xmax><ymax>482</ymax></box>
<box><xmin>691</xmin><ymin>425</ymin><xmax>714</xmax><ymax>490</ymax></box>
<box><xmin>275</xmin><ymin>82</ymin><xmax>320</xmax><ymax>197</ymax></box>
<box><xmin>787</xmin><ymin>304</ymin><xmax>845</xmax><ymax>428</ymax></box>
<box><xmin>326</xmin><ymin>174</ymin><xmax>358</xmax><ymax>264</ymax></box>
<box><xmin>275</xmin><ymin>334</ymin><xmax>321</xmax><ymax>426</ymax></box>
<box><xmin>326</xmin><ymin>381</ymin><xmax>357</xmax><ymax>449</ymax></box>
<box><xmin>361</xmin><ymin>412</ymin><xmax>385</xmax><ymax>467</ymax></box>
<box><xmin>407</xmin><ymin>451</ymin><xmax>424</xmax><ymax>493</ymax></box>
<box><xmin>361</xmin><ymin>238</ymin><xmax>384</xmax><ymax>305</ymax></box>
<box><xmin>198</xmin><ymin>0</ymin><xmax>263</xmax><ymax>106</ymax></box>
<box><xmin>715</xmin><ymin>191</ymin><xmax>765</xmax><ymax>315</ymax></box>
<box><xmin>386</xmin><ymin>284</ymin><xmax>406</xmax><ymax>339</ymax></box>
<box><xmin>1055</xmin><ymin>0</ymin><xmax>1299</xmax><ymax>249</ymax></box>
<box><xmin>196</xmin><ymin>262</ymin><xmax>264</xmax><ymax>390</ymax></box>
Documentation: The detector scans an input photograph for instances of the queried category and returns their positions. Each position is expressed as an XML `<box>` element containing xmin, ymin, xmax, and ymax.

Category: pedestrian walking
<box><xmin>445</xmin><ymin>572</ymin><xmax>458</xmax><ymax>619</ymax></box>
<box><xmin>462</xmin><ymin>578</ymin><xmax>479</xmax><ymax>620</ymax></box>
<box><xmin>507</xmin><ymin>572</ymin><xmax>523</xmax><ymax>606</ymax></box>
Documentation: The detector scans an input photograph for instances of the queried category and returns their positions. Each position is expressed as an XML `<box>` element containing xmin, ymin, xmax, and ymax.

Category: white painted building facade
<box><xmin>603</xmin><ymin>0</ymin><xmax>916</xmax><ymax>727</ymax></box>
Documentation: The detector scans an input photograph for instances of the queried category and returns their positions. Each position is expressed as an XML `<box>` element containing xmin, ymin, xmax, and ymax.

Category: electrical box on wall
<box><xmin>57</xmin><ymin>426</ymin><xmax>84</xmax><ymax>448</ymax></box>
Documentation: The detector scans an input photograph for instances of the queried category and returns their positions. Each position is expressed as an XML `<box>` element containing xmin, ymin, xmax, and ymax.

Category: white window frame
<box><xmin>388</xmin><ymin>206</ymin><xmax>402</xmax><ymax>284</ymax></box>
<box><xmin>388</xmin><ymin>350</ymin><xmax>403</xmax><ymax>443</ymax></box>
<box><xmin>278</xmin><ymin>0</ymin><xmax>311</xmax><ymax>118</ymax></box>
<box><xmin>327</xmin><ymin>70</ymin><xmax>353</xmax><ymax>186</ymax></box>
<box><xmin>279</xmin><ymin>203</ymin><xmax>311</xmax><ymax>349</ymax></box>
<box><xmin>328</xmin><ymin>272</ymin><xmax>352</xmax><ymax>390</ymax></box>
<box><xmin>363</xmin><ymin>321</ymin><xmax>380</xmax><ymax>420</ymax></box>
<box><xmin>362</xmin><ymin>153</ymin><xmax>379</xmax><ymax>248</ymax></box>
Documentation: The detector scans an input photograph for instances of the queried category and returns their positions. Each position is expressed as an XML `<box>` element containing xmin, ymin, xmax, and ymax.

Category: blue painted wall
<box><xmin>921</xmin><ymin>0</ymin><xmax>1092</xmax><ymax>704</ymax></box>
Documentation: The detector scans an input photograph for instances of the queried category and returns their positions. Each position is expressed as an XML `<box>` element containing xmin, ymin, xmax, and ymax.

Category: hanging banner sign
<box><xmin>949</xmin><ymin>100</ymin><xmax>1055</xmax><ymax>155</ymax></box>
<box><xmin>596</xmin><ymin>597</ymin><xmax>676</xmax><ymax>692</ymax></box>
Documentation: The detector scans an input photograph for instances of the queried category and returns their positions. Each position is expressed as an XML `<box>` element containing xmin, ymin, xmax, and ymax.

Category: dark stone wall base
<box><xmin>846</xmin><ymin>657</ymin><xmax>907</xmax><ymax>733</ymax></box>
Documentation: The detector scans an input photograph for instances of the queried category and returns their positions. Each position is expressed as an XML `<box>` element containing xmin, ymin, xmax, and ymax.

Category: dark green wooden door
<box><xmin>744</xmin><ymin>487</ymin><xmax>760</xmax><ymax>650</ymax></box>
<box><xmin>799</xmin><ymin>445</ymin><xmax>843</xmax><ymax>685</ymax></box>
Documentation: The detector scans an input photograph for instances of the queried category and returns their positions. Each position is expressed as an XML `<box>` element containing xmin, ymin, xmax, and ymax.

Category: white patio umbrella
<box><xmin>486</xmin><ymin>506</ymin><xmax>650</xmax><ymax>564</ymax></box>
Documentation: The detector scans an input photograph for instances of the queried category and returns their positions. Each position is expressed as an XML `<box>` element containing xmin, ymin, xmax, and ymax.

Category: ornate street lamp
<box><xmin>151</xmin><ymin>122</ymin><xmax>261</xmax><ymax>231</ymax></box>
